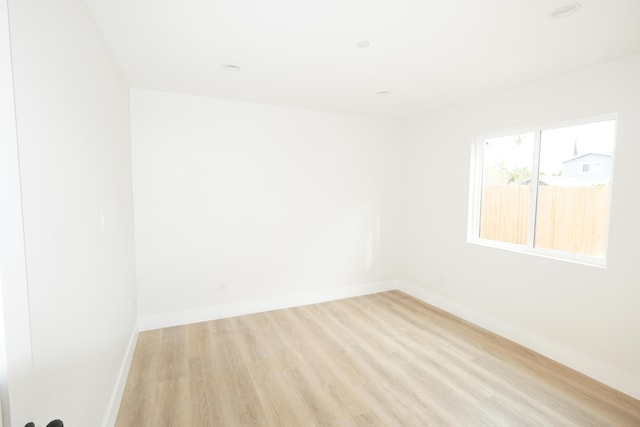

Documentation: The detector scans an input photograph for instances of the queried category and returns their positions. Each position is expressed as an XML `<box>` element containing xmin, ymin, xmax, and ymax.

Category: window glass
<box><xmin>479</xmin><ymin>133</ymin><xmax>534</xmax><ymax>245</ymax></box>
<box><xmin>535</xmin><ymin>120</ymin><xmax>615</xmax><ymax>256</ymax></box>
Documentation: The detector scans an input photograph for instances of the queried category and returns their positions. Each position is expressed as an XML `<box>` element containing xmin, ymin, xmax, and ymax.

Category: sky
<box><xmin>483</xmin><ymin>119</ymin><xmax>616</xmax><ymax>176</ymax></box>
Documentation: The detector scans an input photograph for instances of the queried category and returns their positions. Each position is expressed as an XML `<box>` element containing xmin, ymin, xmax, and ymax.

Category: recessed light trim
<box><xmin>223</xmin><ymin>64</ymin><xmax>241</xmax><ymax>71</ymax></box>
<box><xmin>376</xmin><ymin>90</ymin><xmax>391</xmax><ymax>96</ymax></box>
<box><xmin>550</xmin><ymin>3</ymin><xmax>581</xmax><ymax>18</ymax></box>
<box><xmin>356</xmin><ymin>40</ymin><xmax>370</xmax><ymax>48</ymax></box>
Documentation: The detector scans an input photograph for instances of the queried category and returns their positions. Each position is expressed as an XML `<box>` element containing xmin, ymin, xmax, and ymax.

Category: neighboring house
<box><xmin>518</xmin><ymin>153</ymin><xmax>612</xmax><ymax>186</ymax></box>
<box><xmin>562</xmin><ymin>153</ymin><xmax>612</xmax><ymax>185</ymax></box>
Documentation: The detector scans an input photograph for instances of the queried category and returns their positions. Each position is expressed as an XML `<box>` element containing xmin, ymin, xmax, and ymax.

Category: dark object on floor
<box><xmin>24</xmin><ymin>420</ymin><xmax>63</xmax><ymax>427</ymax></box>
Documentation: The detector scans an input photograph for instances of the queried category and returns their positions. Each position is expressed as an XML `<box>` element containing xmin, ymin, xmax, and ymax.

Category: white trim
<box><xmin>102</xmin><ymin>323</ymin><xmax>139</xmax><ymax>427</ymax></box>
<box><xmin>133</xmin><ymin>280</ymin><xmax>639</xmax><ymax>402</ymax></box>
<box><xmin>472</xmin><ymin>238</ymin><xmax>607</xmax><ymax>268</ymax></box>
<box><xmin>528</xmin><ymin>130</ymin><xmax>542</xmax><ymax>248</ymax></box>
<box><xmin>467</xmin><ymin>139</ymin><xmax>482</xmax><ymax>242</ymax></box>
<box><xmin>138</xmin><ymin>281</ymin><xmax>397</xmax><ymax>331</ymax></box>
<box><xmin>537</xmin><ymin>112</ymin><xmax>618</xmax><ymax>133</ymax></box>
<box><xmin>396</xmin><ymin>280</ymin><xmax>640</xmax><ymax>400</ymax></box>
<box><xmin>602</xmin><ymin>119</ymin><xmax>617</xmax><ymax>262</ymax></box>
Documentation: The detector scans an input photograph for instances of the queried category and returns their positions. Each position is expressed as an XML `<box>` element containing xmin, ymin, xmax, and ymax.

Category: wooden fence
<box><xmin>480</xmin><ymin>185</ymin><xmax>609</xmax><ymax>256</ymax></box>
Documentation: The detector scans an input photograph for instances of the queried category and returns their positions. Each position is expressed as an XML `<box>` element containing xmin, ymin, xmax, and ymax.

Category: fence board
<box><xmin>480</xmin><ymin>185</ymin><xmax>529</xmax><ymax>245</ymax></box>
<box><xmin>479</xmin><ymin>185</ymin><xmax>609</xmax><ymax>256</ymax></box>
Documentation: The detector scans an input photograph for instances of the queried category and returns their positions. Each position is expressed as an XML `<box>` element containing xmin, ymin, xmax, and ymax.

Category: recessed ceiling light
<box><xmin>356</xmin><ymin>40</ymin><xmax>370</xmax><ymax>48</ymax></box>
<box><xmin>550</xmin><ymin>3</ymin><xmax>581</xmax><ymax>18</ymax></box>
<box><xmin>223</xmin><ymin>64</ymin><xmax>241</xmax><ymax>71</ymax></box>
<box><xmin>376</xmin><ymin>90</ymin><xmax>390</xmax><ymax>96</ymax></box>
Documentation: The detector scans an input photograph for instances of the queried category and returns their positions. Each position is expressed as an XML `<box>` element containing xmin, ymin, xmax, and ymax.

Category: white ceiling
<box><xmin>85</xmin><ymin>0</ymin><xmax>640</xmax><ymax>119</ymax></box>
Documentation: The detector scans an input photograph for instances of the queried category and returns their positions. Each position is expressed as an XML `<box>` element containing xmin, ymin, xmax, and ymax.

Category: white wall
<box><xmin>397</xmin><ymin>53</ymin><xmax>640</xmax><ymax>398</ymax></box>
<box><xmin>131</xmin><ymin>90</ymin><xmax>399</xmax><ymax>318</ymax></box>
<box><xmin>8</xmin><ymin>0</ymin><xmax>137</xmax><ymax>425</ymax></box>
<box><xmin>0</xmin><ymin>1</ymin><xmax>34</xmax><ymax>425</ymax></box>
<box><xmin>5</xmin><ymin>4</ymin><xmax>637</xmax><ymax>422</ymax></box>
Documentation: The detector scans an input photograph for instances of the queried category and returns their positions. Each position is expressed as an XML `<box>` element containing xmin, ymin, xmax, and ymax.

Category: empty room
<box><xmin>1</xmin><ymin>0</ymin><xmax>640</xmax><ymax>426</ymax></box>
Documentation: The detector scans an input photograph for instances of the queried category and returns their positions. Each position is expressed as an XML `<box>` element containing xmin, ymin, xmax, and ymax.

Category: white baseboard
<box><xmin>138</xmin><ymin>280</ymin><xmax>397</xmax><ymax>332</ymax></box>
<box><xmin>396</xmin><ymin>280</ymin><xmax>640</xmax><ymax>400</ymax></box>
<box><xmin>102</xmin><ymin>322</ymin><xmax>139</xmax><ymax>427</ymax></box>
<box><xmin>133</xmin><ymin>279</ymin><xmax>639</xmax><ymax>400</ymax></box>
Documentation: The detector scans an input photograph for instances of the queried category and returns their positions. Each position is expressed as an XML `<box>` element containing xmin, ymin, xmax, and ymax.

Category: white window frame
<box><xmin>467</xmin><ymin>113</ymin><xmax>617</xmax><ymax>268</ymax></box>
<box><xmin>581</xmin><ymin>162</ymin><xmax>602</xmax><ymax>173</ymax></box>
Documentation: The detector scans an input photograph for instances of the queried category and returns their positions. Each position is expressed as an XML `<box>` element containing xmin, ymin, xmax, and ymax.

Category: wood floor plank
<box><xmin>116</xmin><ymin>291</ymin><xmax>640</xmax><ymax>426</ymax></box>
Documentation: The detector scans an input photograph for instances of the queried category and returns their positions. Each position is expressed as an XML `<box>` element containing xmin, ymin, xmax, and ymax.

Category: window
<box><xmin>582</xmin><ymin>163</ymin><xmax>602</xmax><ymax>173</ymax></box>
<box><xmin>468</xmin><ymin>116</ymin><xmax>616</xmax><ymax>266</ymax></box>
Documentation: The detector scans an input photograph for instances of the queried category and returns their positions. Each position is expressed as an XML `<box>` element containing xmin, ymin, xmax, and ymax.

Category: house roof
<box><xmin>563</xmin><ymin>152</ymin><xmax>612</xmax><ymax>163</ymax></box>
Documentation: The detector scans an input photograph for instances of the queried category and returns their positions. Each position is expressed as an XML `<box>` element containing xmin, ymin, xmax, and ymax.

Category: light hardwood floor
<box><xmin>116</xmin><ymin>291</ymin><xmax>640</xmax><ymax>426</ymax></box>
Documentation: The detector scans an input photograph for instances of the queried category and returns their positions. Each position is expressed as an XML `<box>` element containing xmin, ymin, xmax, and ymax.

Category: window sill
<box><xmin>468</xmin><ymin>238</ymin><xmax>607</xmax><ymax>268</ymax></box>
